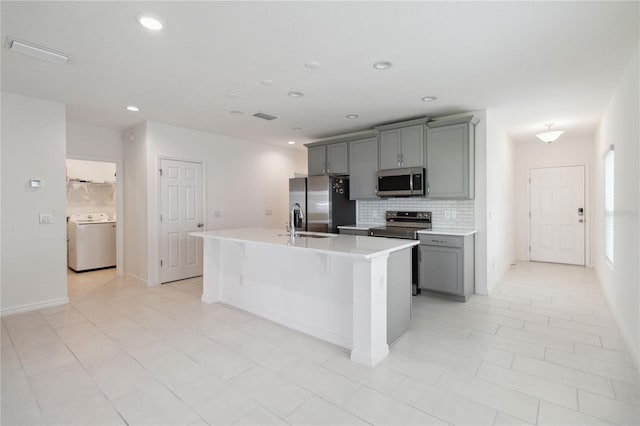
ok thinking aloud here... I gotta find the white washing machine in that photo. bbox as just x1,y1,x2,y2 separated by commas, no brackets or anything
67,213,116,271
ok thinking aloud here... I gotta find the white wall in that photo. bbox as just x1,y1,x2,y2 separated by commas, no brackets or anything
123,123,148,282
485,111,516,292
1,92,68,315
472,111,489,294
513,136,595,264
594,43,639,362
67,121,123,160
124,121,307,285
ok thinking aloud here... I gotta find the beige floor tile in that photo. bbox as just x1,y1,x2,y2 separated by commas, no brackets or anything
377,351,446,386
276,332,345,364
575,341,637,368
468,330,546,359
229,366,313,417
1,368,37,409
28,363,101,413
141,349,210,390
476,362,578,409
601,336,632,352
286,396,368,425
237,317,294,341
395,338,482,376
538,401,615,425
487,306,550,324
112,381,200,425
95,316,146,340
3,312,49,334
200,321,255,350
497,325,575,352
0,399,45,425
436,370,540,423
175,373,258,425
393,376,497,425
280,358,361,406
234,406,289,425
438,336,515,367
238,337,300,372
512,354,616,398
578,390,640,425
119,330,174,361
84,351,157,399
546,349,639,385
323,352,406,395
612,380,640,406
342,386,448,425
493,412,535,425
188,340,255,380
41,391,126,425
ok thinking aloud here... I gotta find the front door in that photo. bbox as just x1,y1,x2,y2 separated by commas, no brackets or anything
530,165,585,265
160,159,204,283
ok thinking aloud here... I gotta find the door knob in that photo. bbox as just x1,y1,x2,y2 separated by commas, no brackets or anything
578,219,584,223
197,223,204,228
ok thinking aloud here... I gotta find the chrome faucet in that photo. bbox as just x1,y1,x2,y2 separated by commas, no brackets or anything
289,203,303,238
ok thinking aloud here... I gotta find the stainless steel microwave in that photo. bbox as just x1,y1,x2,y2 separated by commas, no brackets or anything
376,167,425,197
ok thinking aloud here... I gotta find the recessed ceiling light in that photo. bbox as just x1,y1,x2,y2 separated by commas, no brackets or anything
137,14,164,30
421,96,438,102
260,79,275,86
230,110,244,116
305,61,320,69
288,91,304,98
227,92,240,98
8,39,70,64
373,61,392,70
292,127,303,131
288,141,296,145
346,114,359,119
126,105,140,112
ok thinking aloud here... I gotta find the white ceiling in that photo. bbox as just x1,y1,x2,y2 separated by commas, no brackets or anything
2,2,638,149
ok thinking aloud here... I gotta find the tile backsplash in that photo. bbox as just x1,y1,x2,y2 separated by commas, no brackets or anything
357,198,475,229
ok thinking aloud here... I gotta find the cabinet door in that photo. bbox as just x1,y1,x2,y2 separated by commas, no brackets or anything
326,142,348,175
307,145,326,176
426,123,470,198
419,245,463,295
399,125,424,168
348,137,379,199
379,129,401,170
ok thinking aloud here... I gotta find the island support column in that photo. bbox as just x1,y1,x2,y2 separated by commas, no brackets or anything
350,253,390,367
201,238,222,303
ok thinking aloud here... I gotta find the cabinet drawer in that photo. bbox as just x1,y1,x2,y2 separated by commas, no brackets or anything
339,228,369,236
418,234,463,248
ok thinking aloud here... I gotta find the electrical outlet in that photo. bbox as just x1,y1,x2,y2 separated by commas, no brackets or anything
39,213,53,224
265,209,272,216
214,210,221,218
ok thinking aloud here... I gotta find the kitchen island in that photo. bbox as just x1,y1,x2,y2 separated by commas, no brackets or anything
191,228,418,367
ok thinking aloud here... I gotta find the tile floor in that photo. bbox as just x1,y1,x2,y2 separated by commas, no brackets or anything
1,262,639,425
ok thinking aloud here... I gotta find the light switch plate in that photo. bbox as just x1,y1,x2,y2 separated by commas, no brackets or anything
39,213,53,224
30,179,42,188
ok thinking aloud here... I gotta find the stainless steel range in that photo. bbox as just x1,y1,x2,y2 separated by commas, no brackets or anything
368,211,432,238
368,211,431,295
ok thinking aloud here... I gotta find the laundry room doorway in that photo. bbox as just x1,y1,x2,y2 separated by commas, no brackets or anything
65,157,124,278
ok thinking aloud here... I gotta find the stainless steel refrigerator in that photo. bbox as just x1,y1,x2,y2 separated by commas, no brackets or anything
289,176,356,233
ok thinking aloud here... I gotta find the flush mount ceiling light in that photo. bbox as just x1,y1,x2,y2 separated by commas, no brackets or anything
346,114,359,119
260,79,275,86
8,39,70,64
126,105,140,112
229,110,244,116
292,127,303,131
305,61,320,69
137,14,164,30
288,140,296,145
227,92,240,98
373,61,393,70
288,91,304,98
421,96,438,102
536,123,564,143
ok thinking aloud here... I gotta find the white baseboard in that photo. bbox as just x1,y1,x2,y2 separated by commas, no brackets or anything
1,297,69,317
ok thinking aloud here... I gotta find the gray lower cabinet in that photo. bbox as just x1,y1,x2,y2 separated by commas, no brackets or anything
348,137,379,199
425,115,476,199
419,233,474,301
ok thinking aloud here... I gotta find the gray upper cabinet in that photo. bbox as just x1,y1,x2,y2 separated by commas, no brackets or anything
376,118,428,171
426,115,476,199
307,142,348,176
379,124,424,170
348,137,379,199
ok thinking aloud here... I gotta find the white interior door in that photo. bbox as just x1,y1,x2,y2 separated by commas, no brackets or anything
530,165,585,265
160,159,203,283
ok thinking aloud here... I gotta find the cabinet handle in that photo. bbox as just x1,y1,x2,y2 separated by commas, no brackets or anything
432,239,447,243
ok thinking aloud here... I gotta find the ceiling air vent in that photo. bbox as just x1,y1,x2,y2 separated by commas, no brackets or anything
253,113,278,121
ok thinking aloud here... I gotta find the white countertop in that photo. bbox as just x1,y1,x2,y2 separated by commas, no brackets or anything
417,228,477,236
191,228,418,259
